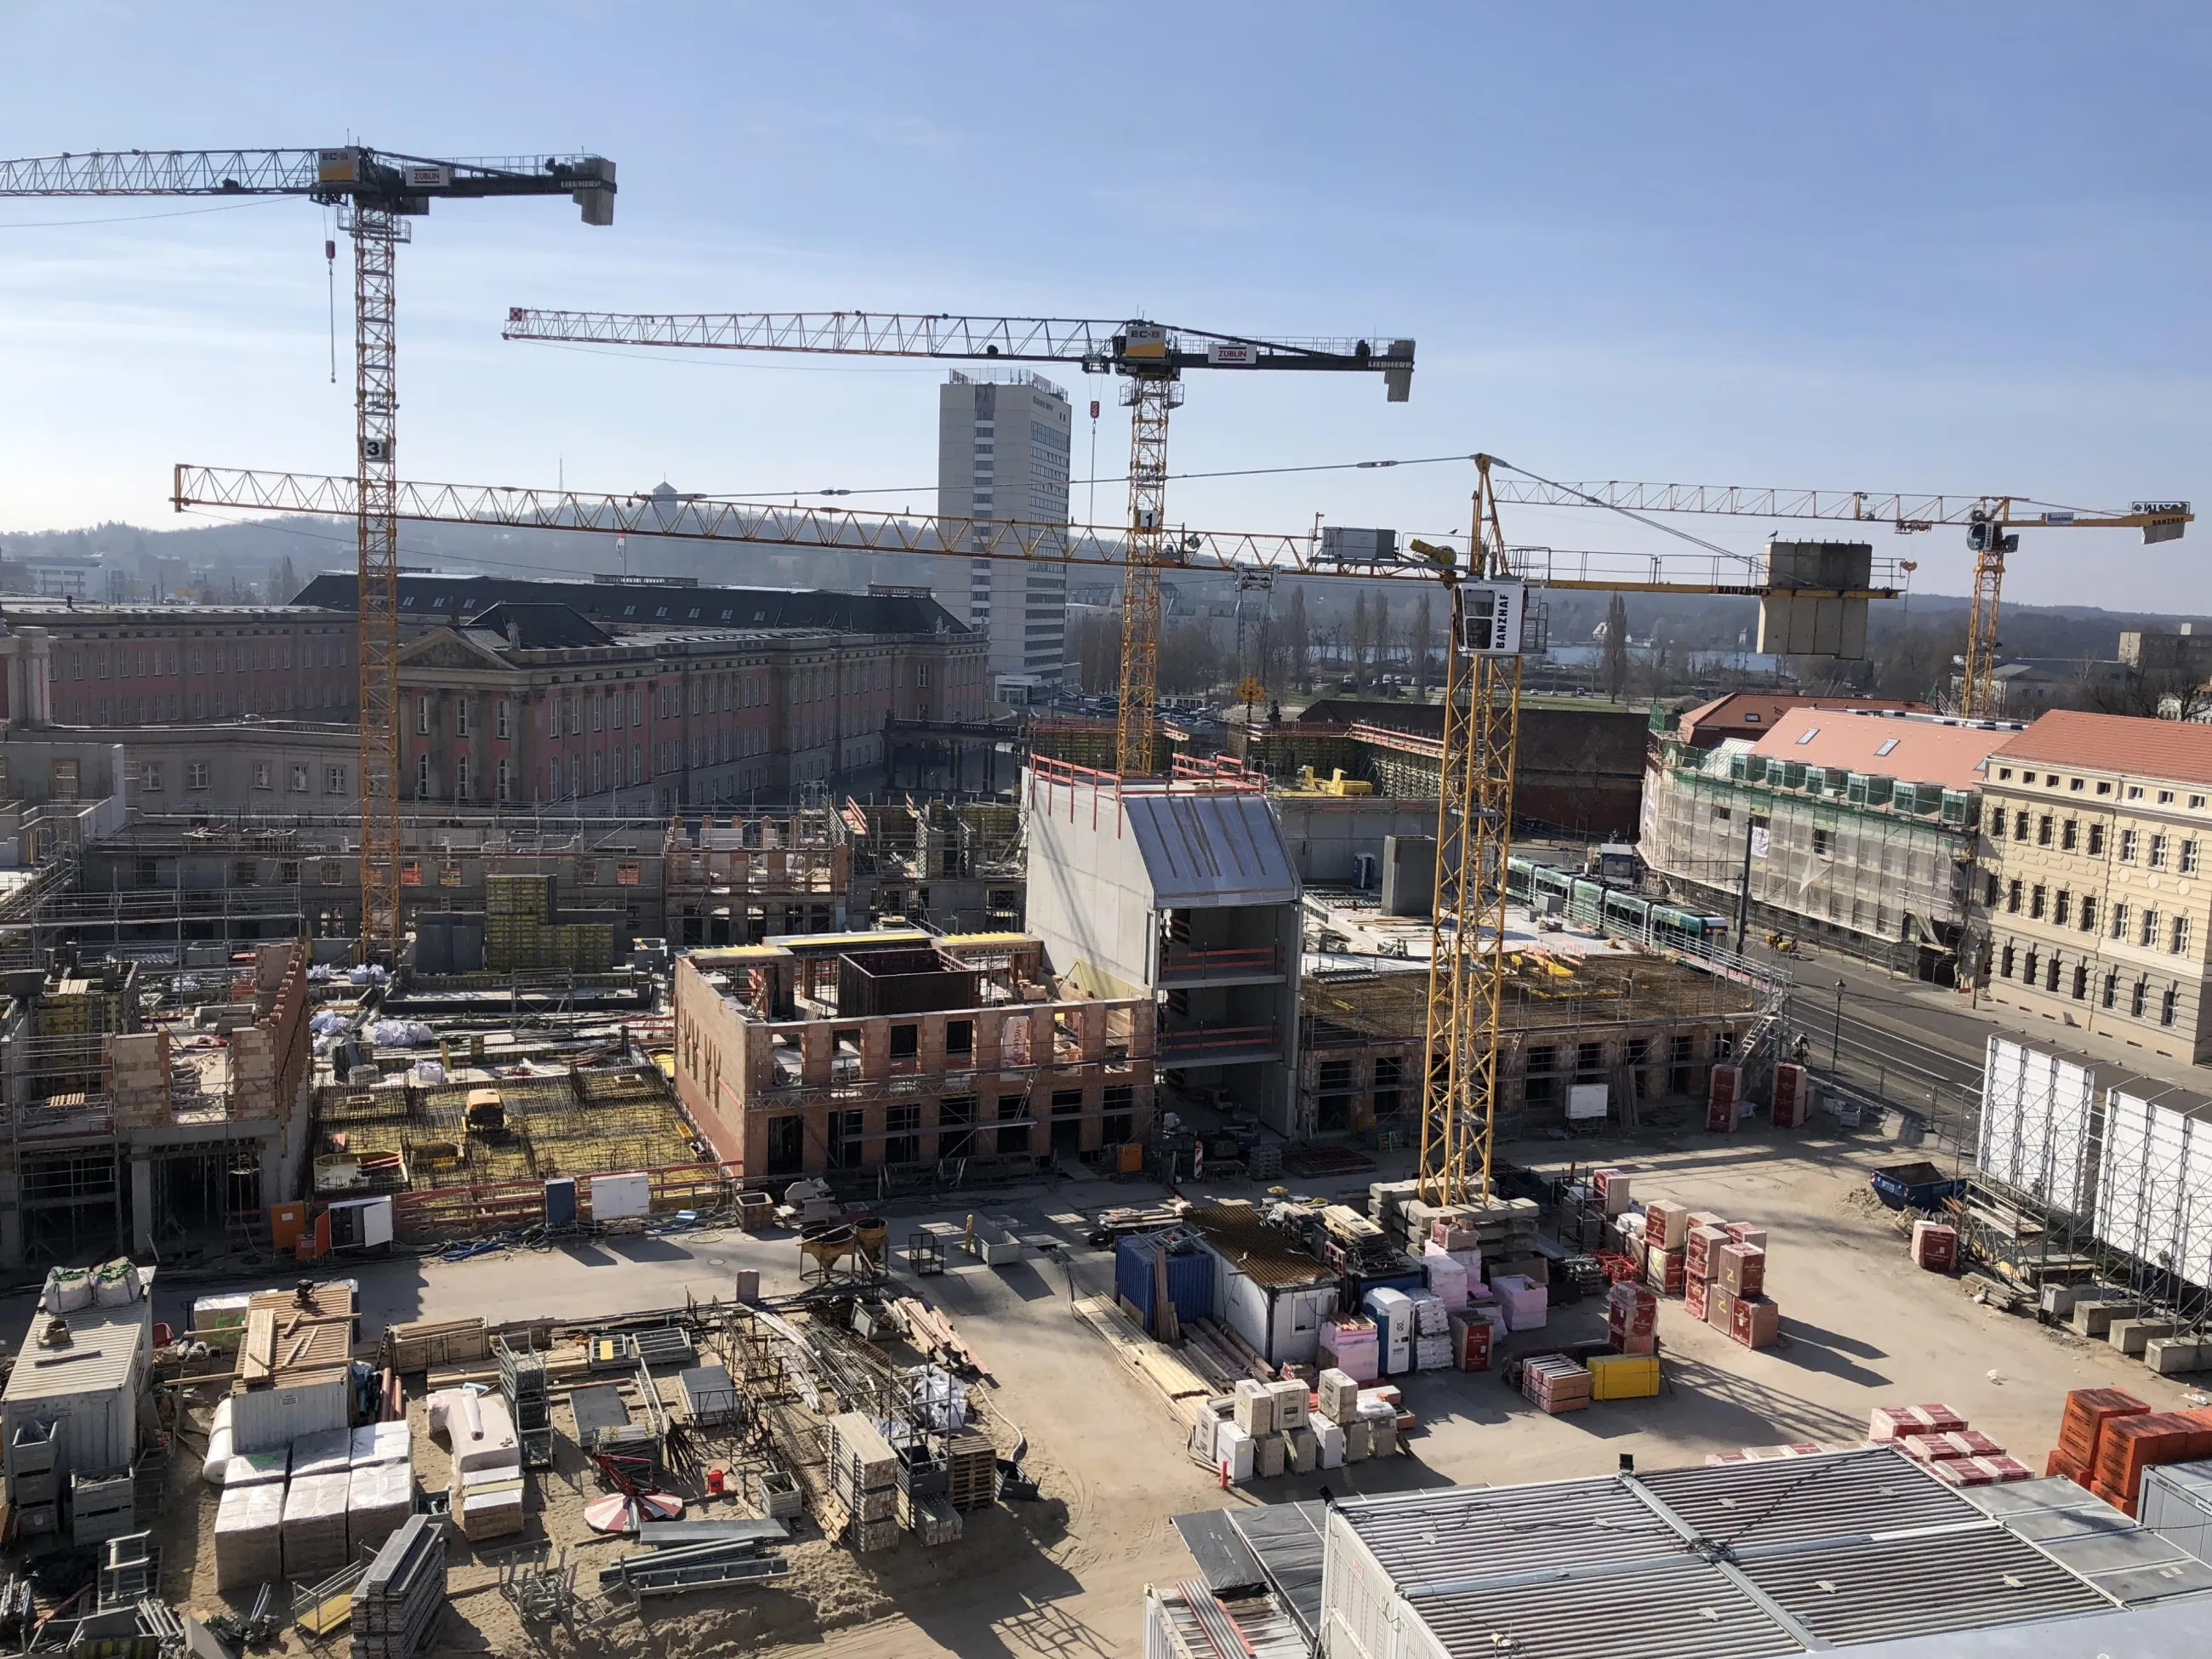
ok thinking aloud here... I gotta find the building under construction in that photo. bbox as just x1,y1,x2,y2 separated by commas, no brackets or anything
673,930,1154,1184
1298,952,1766,1143
0,939,312,1270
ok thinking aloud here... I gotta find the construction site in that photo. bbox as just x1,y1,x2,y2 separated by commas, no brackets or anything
0,46,2208,1656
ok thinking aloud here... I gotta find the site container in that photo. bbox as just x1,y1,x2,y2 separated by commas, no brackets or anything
1114,1233,1212,1336
228,1370,350,1455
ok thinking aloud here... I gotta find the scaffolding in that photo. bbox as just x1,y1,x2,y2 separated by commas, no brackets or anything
1641,738,1978,978
1962,1035,2212,1331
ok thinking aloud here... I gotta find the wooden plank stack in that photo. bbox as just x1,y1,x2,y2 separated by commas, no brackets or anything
380,1317,488,1374
826,1414,900,1551
351,1514,448,1659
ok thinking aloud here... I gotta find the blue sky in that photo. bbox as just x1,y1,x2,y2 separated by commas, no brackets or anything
1,2,2206,608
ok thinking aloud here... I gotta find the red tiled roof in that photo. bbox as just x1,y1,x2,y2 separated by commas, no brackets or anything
1993,710,2212,788
1747,709,2010,791
1676,693,1930,746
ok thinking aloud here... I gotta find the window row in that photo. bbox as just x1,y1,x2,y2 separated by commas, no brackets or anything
1996,940,2186,1026
139,761,348,794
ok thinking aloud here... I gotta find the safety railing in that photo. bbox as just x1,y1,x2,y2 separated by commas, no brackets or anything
1158,944,1280,981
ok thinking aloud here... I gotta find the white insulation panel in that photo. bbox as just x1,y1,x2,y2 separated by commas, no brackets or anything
2096,1088,2212,1289
1978,1037,2097,1216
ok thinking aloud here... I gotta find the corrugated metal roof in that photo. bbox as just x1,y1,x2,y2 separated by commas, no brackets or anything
1742,1526,2111,1646
1184,1205,1336,1290
1639,1446,1975,1546
1343,1478,1683,1587
3,1287,151,1406
1412,1560,1803,1659
1229,1500,1328,1639
1123,792,1298,908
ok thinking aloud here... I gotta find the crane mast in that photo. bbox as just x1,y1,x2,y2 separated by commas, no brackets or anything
0,147,615,959
499,309,1412,775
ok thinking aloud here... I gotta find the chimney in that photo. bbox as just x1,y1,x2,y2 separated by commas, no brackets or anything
507,620,522,650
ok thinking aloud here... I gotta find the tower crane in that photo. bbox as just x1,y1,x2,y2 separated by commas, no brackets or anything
173,456,1903,1209
497,310,1414,775
1482,473,2192,718
0,147,617,958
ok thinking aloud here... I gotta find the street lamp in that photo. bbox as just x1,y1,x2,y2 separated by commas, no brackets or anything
1831,978,1848,1069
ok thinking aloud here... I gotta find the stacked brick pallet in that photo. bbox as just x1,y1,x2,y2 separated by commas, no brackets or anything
2044,1387,2212,1516
1521,1355,1592,1416
1868,1402,2032,1486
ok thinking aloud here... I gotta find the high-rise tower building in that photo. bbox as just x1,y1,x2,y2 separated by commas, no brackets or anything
937,369,1071,698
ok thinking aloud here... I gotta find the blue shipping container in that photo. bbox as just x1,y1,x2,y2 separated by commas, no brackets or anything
1114,1234,1213,1335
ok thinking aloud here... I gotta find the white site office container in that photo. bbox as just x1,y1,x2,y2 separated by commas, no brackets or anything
2143,1460,2212,1565
590,1171,652,1221
2,1268,155,1484
228,1372,351,1456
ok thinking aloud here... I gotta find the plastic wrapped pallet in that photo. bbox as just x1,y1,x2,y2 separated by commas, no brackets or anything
221,1447,288,1489
1413,1335,1452,1371
1684,1225,1728,1281
1900,1429,2004,1462
1316,1368,1361,1426
1230,1378,1275,1435
1266,1378,1309,1431
1718,1243,1766,1298
213,1480,285,1591
351,1420,413,1468
1447,1312,1493,1372
1320,1317,1379,1384
1316,1421,1345,1469
282,1470,352,1580
348,1459,416,1557
1214,1421,1256,1482
291,1427,354,1480
1420,1246,1468,1310
1409,1291,1449,1337
1255,1432,1286,1479
1491,1274,1548,1333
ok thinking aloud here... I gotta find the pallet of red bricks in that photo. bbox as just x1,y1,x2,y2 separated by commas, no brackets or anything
1605,1189,1782,1352
1867,1401,2032,1485
2044,1386,2212,1516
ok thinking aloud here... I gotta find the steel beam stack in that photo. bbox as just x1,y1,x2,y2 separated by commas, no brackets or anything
351,1514,447,1659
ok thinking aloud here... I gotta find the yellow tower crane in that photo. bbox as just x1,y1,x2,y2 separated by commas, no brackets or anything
171,455,1907,1207
0,147,617,959
1482,475,2192,718
495,310,1413,775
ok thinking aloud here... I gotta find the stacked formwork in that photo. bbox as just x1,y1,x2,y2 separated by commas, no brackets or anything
482,875,620,973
